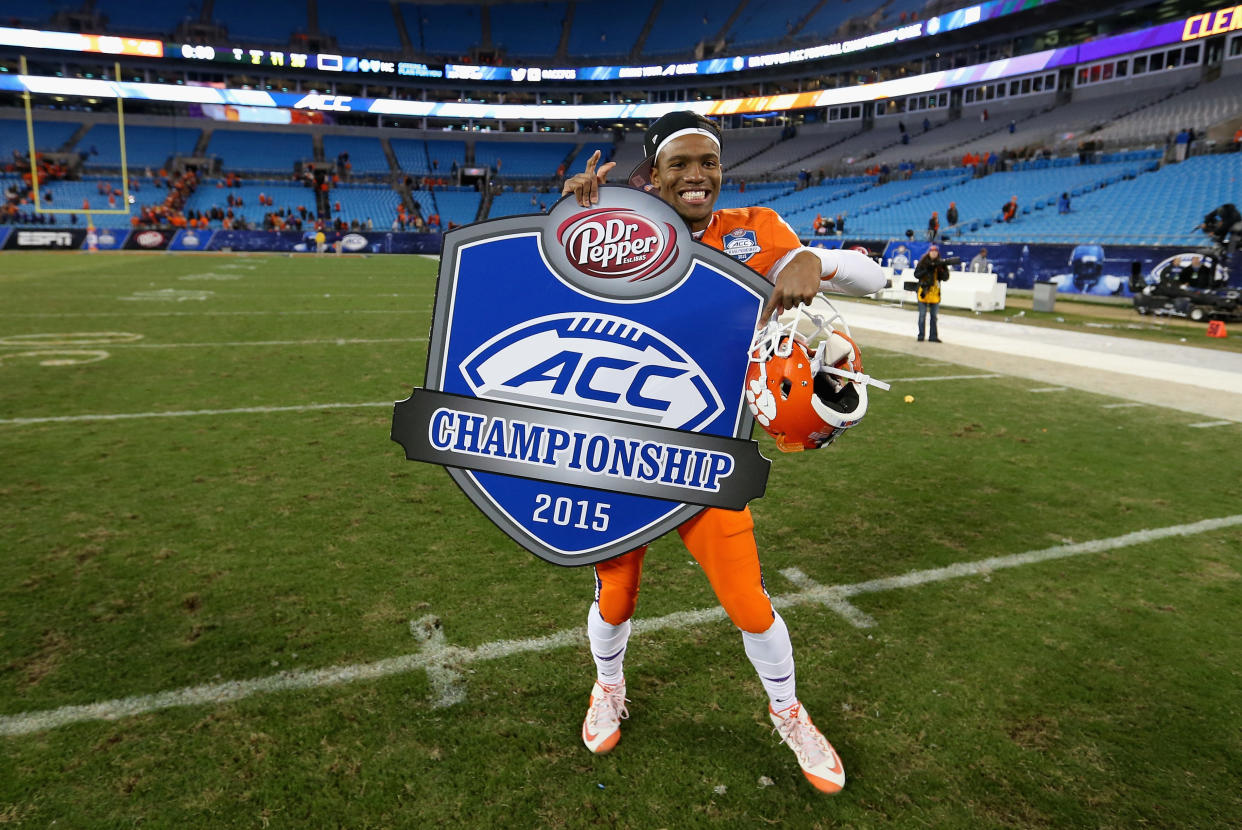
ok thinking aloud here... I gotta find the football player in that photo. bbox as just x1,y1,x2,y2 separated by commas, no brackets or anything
561,111,884,794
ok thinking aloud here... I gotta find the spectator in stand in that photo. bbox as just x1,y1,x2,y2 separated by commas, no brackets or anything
1002,196,1018,223
835,213,845,235
1173,128,1191,161
926,211,939,242
946,201,958,234
1058,192,1071,214
922,117,930,133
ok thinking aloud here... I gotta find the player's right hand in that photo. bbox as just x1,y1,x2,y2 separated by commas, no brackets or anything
561,150,617,207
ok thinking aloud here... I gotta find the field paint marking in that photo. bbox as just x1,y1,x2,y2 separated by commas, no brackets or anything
1028,387,1068,393
0,310,419,318
780,568,876,628
1101,402,1146,409
0,350,110,367
0,401,391,426
885,373,1003,383
3,513,1239,738
0,332,142,347
409,616,466,708
119,337,424,350
1187,420,1234,428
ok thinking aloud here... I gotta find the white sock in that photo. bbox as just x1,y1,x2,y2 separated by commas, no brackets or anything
587,602,630,688
742,611,798,711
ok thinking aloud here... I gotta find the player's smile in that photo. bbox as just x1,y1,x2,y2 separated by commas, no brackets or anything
651,133,722,232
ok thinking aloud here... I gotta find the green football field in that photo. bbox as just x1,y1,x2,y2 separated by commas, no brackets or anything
1,252,1239,829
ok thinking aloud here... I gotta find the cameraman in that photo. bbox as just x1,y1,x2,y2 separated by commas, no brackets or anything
1202,203,1241,255
914,245,950,342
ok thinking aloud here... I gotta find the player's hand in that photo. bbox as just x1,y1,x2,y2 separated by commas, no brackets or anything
762,252,821,319
561,150,617,207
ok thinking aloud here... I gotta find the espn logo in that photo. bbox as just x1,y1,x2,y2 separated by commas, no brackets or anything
16,231,74,247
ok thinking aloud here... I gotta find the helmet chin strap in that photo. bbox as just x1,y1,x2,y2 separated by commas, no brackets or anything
820,364,892,391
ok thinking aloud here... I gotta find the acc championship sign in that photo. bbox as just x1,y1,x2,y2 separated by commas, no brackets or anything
392,186,772,566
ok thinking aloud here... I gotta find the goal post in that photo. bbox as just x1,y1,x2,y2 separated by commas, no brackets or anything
21,56,133,223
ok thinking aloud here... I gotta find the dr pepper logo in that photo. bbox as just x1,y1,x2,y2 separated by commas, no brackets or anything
542,193,694,301
556,207,678,282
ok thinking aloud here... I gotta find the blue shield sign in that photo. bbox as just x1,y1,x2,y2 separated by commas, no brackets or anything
392,186,772,566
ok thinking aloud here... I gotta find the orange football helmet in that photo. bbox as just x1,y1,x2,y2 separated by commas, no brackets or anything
745,296,889,452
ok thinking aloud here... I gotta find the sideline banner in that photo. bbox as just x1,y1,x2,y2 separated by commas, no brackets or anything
168,228,215,251
392,186,772,567
3,228,86,249
124,229,174,250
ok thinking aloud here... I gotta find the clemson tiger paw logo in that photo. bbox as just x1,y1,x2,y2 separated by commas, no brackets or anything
745,379,776,427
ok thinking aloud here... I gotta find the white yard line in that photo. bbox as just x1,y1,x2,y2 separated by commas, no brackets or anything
75,337,421,350
1187,420,1234,428
1101,402,1147,409
1028,387,1068,393
3,513,1237,738
0,402,392,426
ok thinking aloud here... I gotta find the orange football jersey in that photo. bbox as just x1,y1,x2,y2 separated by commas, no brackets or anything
697,207,803,281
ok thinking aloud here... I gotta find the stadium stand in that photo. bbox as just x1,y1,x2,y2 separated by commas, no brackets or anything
317,0,404,52
328,182,403,226
211,0,307,44
389,137,467,176
1086,80,1242,146
490,1,567,58
206,130,313,173
322,135,392,175
641,3,723,57
76,124,202,169
488,190,551,218
965,153,1240,246
0,119,81,154
183,181,320,226
726,124,861,179
793,0,860,41
565,0,647,58
0,0,39,26
402,3,481,58
473,140,575,178
410,188,481,227
92,0,198,37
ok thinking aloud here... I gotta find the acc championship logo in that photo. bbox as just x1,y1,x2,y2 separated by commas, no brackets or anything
724,228,761,263
392,186,771,566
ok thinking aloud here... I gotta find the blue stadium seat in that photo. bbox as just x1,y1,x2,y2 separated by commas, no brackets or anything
323,135,391,174
318,0,403,52
213,0,307,43
206,130,313,173
76,124,202,169
403,4,481,57
0,119,81,155
491,2,567,58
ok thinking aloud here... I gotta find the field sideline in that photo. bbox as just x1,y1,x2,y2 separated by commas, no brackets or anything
2,253,1240,828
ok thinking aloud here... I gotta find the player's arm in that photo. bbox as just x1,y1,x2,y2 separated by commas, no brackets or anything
561,150,617,207
764,247,884,317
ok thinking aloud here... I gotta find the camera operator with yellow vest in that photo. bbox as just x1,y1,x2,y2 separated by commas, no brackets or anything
914,244,949,342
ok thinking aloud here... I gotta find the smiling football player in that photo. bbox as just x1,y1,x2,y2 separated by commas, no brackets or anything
561,110,884,793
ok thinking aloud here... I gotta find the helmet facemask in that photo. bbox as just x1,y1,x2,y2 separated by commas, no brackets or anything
746,295,890,452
